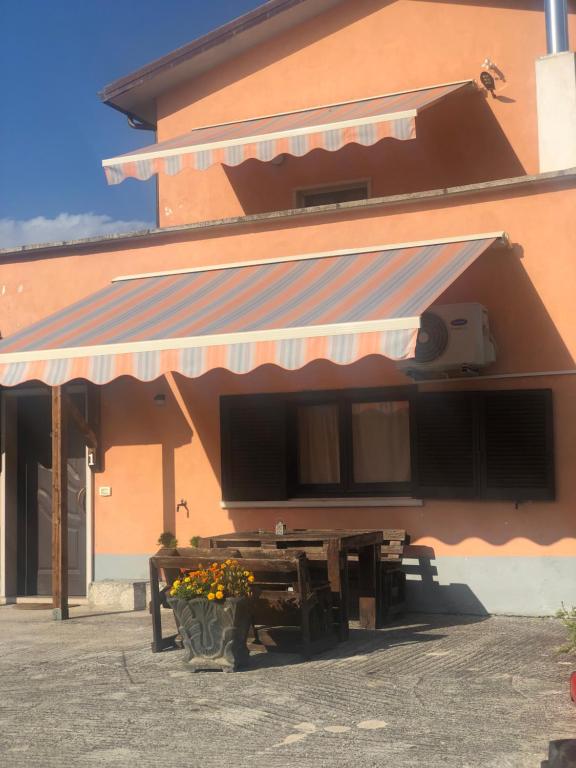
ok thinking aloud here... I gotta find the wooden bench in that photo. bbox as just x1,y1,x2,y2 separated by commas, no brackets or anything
149,548,337,658
378,529,410,621
257,529,410,625
223,548,337,658
208,529,384,637
224,533,407,628
346,529,410,623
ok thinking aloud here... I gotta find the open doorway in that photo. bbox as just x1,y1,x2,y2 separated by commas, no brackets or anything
14,391,88,597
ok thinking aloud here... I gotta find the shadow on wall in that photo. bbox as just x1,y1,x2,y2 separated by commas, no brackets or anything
175,237,575,547
159,0,544,122
224,88,526,216
100,377,193,540
403,545,489,616
158,0,397,118
435,240,576,374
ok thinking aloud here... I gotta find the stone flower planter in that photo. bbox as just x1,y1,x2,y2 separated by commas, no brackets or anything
168,596,252,672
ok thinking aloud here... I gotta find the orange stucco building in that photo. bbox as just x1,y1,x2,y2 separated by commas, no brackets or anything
1,0,575,615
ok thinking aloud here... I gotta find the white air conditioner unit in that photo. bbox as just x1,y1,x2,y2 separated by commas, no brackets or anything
397,303,496,379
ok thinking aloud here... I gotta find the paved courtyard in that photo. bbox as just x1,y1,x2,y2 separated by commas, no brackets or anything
0,606,574,767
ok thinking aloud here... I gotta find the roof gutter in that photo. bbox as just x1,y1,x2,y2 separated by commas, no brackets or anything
127,113,156,131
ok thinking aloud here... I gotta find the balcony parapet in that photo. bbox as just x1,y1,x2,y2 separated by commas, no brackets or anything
2,167,576,260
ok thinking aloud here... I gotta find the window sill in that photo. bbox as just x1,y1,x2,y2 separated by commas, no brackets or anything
220,497,423,509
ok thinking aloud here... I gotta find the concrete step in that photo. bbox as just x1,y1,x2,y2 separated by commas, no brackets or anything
88,579,158,611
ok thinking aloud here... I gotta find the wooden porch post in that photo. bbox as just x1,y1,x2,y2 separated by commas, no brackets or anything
52,386,69,621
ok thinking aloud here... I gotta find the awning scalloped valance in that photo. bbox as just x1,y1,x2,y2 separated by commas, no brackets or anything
102,80,475,184
0,232,505,388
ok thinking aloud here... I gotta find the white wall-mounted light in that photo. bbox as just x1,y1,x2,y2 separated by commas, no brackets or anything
481,58,505,82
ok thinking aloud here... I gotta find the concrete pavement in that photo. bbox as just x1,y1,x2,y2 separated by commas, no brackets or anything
0,607,573,767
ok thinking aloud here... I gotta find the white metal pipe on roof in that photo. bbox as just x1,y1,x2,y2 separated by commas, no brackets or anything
545,0,570,54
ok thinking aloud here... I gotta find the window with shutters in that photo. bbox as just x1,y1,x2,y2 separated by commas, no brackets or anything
220,388,554,503
411,389,555,502
221,388,413,501
296,403,341,487
481,390,555,501
292,393,412,497
220,395,288,501
411,392,477,499
295,181,369,208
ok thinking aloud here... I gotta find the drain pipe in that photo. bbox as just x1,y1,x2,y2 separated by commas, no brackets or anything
545,0,569,54
536,0,576,172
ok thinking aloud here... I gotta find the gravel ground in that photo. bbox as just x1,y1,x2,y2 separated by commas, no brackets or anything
0,607,574,767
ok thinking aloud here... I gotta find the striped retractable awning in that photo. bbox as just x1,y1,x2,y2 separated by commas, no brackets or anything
0,233,506,388
103,80,474,185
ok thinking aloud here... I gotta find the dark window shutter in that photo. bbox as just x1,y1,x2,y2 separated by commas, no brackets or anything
481,390,555,501
220,395,288,501
412,392,477,499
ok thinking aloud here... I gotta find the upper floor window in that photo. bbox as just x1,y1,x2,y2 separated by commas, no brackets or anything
295,181,369,208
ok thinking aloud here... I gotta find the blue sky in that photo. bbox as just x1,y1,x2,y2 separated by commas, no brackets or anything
0,0,263,247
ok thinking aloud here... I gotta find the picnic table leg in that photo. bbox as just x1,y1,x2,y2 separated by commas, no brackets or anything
327,539,349,642
149,560,178,653
358,544,379,630
149,559,164,652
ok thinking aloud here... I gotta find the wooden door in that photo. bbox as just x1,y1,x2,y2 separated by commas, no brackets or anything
17,394,87,597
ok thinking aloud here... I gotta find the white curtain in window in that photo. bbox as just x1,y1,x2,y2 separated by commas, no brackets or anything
352,401,410,483
298,404,340,484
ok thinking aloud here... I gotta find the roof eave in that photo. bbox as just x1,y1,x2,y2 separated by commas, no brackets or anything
99,0,343,125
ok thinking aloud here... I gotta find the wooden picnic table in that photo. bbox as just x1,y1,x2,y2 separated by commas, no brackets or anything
208,529,383,641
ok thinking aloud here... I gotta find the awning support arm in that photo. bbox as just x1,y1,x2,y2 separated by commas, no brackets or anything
51,386,69,621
